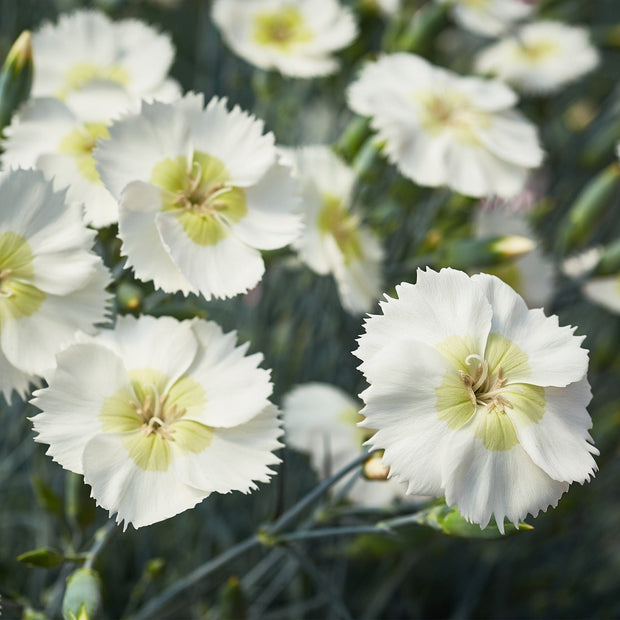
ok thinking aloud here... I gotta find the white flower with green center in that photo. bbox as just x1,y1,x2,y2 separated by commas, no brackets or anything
476,21,599,95
94,93,301,299
0,169,111,400
283,382,407,507
437,0,533,37
31,315,282,529
283,146,383,314
355,268,598,532
212,0,357,78
1,86,136,228
347,53,544,199
31,10,179,103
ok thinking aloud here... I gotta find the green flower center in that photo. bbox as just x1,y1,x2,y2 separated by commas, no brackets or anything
0,231,45,328
435,333,545,452
253,6,313,50
514,39,558,62
100,369,213,471
151,152,247,246
58,122,110,184
58,62,129,99
318,194,363,264
417,90,489,145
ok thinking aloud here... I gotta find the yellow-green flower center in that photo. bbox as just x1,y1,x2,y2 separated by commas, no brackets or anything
417,90,489,145
435,333,545,452
58,122,110,184
58,62,129,99
151,152,248,246
318,194,363,264
100,368,213,471
514,39,558,63
0,231,45,328
253,6,313,51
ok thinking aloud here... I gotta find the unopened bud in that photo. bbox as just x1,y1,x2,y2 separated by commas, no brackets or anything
0,30,33,130
439,235,535,269
558,163,620,252
62,568,102,620
363,453,390,480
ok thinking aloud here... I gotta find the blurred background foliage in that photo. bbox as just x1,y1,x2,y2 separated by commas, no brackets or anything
1,0,620,618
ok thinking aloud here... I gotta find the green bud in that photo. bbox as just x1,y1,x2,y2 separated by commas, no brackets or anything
334,117,371,163
392,3,449,54
116,281,144,314
217,576,248,620
23,609,48,620
438,235,535,269
0,30,33,132
17,547,64,568
62,568,102,620
411,503,533,539
558,163,620,252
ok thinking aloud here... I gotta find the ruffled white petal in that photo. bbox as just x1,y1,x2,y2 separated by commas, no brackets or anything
582,276,620,314
182,320,273,428
93,315,198,386
0,349,36,402
30,343,130,473
360,339,455,496
155,211,266,300
441,425,568,533
95,100,192,199
509,377,598,484
472,273,589,387
230,163,302,250
356,268,493,374
173,405,283,494
118,181,194,294
82,432,207,529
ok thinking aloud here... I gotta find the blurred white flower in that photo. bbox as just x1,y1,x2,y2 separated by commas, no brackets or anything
562,247,620,315
31,315,282,529
1,86,134,228
283,146,383,314
476,21,599,95
348,53,544,198
31,10,179,103
283,382,407,507
438,0,533,37
474,204,554,308
0,169,111,401
95,93,301,299
355,267,597,532
212,0,357,78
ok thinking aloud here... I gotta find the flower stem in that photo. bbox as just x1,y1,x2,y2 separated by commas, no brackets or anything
131,450,376,619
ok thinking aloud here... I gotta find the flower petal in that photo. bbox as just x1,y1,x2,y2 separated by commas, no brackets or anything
30,343,130,473
173,405,282,494
155,211,265,300
472,273,589,386
183,320,273,428
359,339,455,496
356,268,493,375
118,181,194,295
82,432,207,529
440,425,569,533
509,377,598,483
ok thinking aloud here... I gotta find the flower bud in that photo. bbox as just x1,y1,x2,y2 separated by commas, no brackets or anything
62,568,102,620
0,31,33,131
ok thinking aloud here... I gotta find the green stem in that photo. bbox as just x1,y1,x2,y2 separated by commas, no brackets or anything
84,521,117,570
277,524,394,543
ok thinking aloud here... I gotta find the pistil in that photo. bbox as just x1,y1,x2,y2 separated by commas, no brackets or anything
459,354,512,413
130,382,186,440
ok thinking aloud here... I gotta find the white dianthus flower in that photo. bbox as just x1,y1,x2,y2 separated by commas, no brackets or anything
355,268,597,532
31,9,179,103
283,146,383,314
476,21,599,95
212,0,358,78
437,0,533,37
283,382,407,507
94,93,301,299
0,169,111,400
1,86,134,228
31,315,283,529
348,53,544,199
